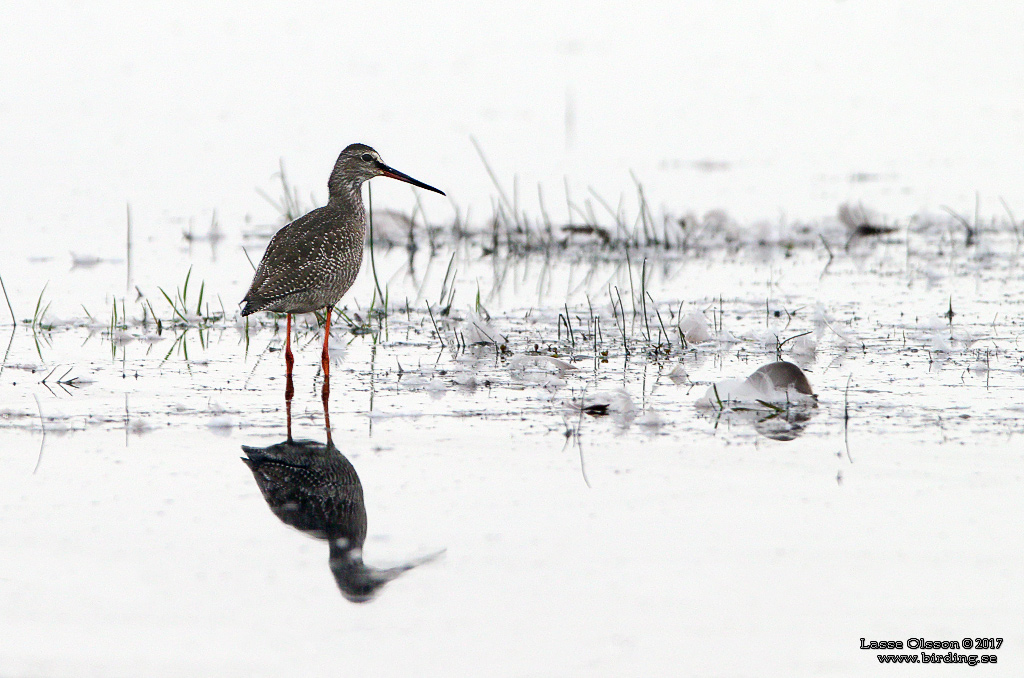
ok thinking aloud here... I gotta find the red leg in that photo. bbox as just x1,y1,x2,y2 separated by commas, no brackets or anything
321,308,332,443
322,376,332,446
321,307,332,396
285,395,293,442
284,313,294,403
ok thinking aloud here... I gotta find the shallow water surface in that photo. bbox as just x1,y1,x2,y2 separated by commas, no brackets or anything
1,220,1023,676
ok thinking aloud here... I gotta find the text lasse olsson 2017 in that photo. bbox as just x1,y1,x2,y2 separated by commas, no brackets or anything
860,637,1001,666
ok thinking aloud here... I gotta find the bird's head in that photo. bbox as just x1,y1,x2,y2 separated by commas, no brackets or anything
328,143,445,202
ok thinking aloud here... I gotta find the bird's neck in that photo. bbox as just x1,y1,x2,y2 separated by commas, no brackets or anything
327,181,367,226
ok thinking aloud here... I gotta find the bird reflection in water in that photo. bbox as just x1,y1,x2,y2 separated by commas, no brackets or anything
242,379,442,602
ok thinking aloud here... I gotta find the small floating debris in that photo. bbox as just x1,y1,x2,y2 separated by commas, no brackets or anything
571,388,636,416
560,223,612,244
691,158,731,173
129,419,155,435
70,252,121,269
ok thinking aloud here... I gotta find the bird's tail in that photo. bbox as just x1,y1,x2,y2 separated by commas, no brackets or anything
240,298,261,316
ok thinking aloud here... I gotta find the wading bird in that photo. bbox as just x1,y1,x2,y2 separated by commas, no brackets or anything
241,144,444,395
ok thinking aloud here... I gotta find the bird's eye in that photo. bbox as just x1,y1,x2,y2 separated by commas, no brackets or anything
361,153,374,162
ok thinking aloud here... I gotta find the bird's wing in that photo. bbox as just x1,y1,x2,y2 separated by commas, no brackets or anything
244,208,336,303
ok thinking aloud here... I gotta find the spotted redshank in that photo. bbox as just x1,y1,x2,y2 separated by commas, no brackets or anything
241,144,444,396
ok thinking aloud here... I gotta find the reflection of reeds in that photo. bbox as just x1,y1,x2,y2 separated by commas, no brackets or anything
24,284,54,359
126,203,132,294
941,194,979,247
1000,197,1020,245
0,271,17,325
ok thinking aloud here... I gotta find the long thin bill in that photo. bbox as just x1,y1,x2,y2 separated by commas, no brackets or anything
378,164,446,196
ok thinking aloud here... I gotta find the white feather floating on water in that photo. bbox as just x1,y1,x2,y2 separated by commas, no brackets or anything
111,331,134,347
507,354,577,374
928,332,954,353
813,302,856,344
459,310,506,346
696,361,816,410
678,311,713,344
715,327,740,344
755,329,782,352
207,415,235,435
789,334,817,357
398,375,430,388
666,363,689,385
327,336,347,362
635,410,666,428
452,370,478,387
